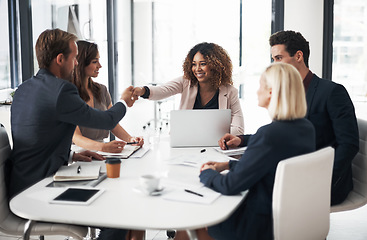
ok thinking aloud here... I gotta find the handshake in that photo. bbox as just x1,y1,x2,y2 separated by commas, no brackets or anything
119,86,147,107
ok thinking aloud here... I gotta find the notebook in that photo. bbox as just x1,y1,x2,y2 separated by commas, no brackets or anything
53,164,101,181
97,145,141,158
170,109,231,147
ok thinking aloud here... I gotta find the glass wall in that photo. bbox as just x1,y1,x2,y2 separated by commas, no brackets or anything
0,0,11,90
333,0,367,107
31,0,109,88
117,0,272,133
5,0,272,133
127,0,271,87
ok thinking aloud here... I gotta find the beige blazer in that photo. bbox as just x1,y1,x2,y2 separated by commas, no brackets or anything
149,76,244,135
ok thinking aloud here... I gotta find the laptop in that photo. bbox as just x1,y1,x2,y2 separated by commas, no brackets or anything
170,109,231,147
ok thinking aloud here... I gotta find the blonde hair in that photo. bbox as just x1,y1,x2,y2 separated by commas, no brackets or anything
263,63,307,120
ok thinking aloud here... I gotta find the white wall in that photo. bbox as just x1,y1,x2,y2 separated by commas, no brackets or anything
284,0,324,76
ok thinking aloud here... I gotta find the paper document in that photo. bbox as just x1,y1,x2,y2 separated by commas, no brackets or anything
213,146,247,156
163,186,221,204
97,145,141,158
129,146,149,158
168,154,207,168
53,163,101,181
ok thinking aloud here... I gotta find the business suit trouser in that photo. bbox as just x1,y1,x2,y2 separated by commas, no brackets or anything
98,228,127,240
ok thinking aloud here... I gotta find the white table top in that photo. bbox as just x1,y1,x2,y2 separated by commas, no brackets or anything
10,135,246,231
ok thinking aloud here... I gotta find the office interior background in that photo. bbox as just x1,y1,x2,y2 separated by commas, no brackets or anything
1,0,367,133
1,0,367,239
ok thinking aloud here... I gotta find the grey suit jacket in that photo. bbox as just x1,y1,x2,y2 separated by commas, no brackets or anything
7,69,126,198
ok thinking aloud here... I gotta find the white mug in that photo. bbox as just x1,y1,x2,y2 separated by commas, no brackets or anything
139,174,160,195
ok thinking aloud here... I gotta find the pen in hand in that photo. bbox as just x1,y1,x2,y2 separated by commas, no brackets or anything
77,165,81,174
121,140,139,145
184,189,204,197
224,140,229,150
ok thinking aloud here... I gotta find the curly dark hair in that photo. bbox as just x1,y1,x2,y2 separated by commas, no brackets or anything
182,42,233,89
269,30,310,68
35,28,77,69
71,40,102,102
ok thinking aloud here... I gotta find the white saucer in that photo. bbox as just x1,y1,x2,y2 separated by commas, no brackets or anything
133,186,165,196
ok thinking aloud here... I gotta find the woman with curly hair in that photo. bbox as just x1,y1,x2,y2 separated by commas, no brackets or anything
72,40,144,154
133,42,244,135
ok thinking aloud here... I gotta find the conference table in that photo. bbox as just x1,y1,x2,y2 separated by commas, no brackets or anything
10,135,247,240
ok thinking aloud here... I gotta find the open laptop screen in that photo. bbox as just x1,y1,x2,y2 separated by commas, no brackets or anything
170,109,231,147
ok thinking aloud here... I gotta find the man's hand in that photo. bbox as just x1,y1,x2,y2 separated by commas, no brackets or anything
120,86,137,107
72,150,105,162
218,133,241,150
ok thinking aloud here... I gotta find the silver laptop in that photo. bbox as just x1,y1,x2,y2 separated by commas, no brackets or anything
170,109,231,147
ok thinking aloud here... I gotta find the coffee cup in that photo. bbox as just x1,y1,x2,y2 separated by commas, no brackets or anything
139,174,160,194
105,158,121,178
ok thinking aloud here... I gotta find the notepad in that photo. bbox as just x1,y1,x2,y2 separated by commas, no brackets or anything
97,145,141,158
163,186,221,204
53,164,101,181
213,146,247,156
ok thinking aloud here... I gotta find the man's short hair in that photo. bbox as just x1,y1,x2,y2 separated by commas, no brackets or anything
269,30,310,68
35,29,77,69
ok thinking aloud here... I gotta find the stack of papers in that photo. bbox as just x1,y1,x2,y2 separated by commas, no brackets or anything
53,164,101,181
213,146,247,156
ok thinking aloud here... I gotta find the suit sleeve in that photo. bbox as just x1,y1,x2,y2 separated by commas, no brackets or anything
148,77,185,100
327,84,359,184
200,131,276,195
56,82,126,130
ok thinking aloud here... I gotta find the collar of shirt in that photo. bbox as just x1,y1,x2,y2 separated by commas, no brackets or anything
303,70,314,92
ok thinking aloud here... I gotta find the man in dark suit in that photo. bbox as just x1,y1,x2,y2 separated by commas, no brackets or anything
6,29,135,239
269,30,359,205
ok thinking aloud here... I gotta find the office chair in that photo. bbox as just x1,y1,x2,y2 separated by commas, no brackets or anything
0,125,88,240
331,118,367,212
273,147,334,240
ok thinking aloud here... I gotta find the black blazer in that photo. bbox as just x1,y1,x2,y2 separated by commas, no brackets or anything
306,74,359,205
7,69,126,198
200,119,315,240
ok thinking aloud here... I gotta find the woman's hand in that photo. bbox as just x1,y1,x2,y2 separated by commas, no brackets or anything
132,87,146,98
102,140,126,153
200,161,229,172
218,133,242,150
129,136,144,146
73,150,105,162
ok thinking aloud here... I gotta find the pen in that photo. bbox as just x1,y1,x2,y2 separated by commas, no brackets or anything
77,165,81,174
184,189,204,197
224,140,229,150
121,140,138,145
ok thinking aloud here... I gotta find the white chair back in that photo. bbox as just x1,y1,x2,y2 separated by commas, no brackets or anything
273,147,334,240
331,118,367,212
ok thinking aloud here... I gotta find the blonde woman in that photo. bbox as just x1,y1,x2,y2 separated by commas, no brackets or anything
175,63,316,240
